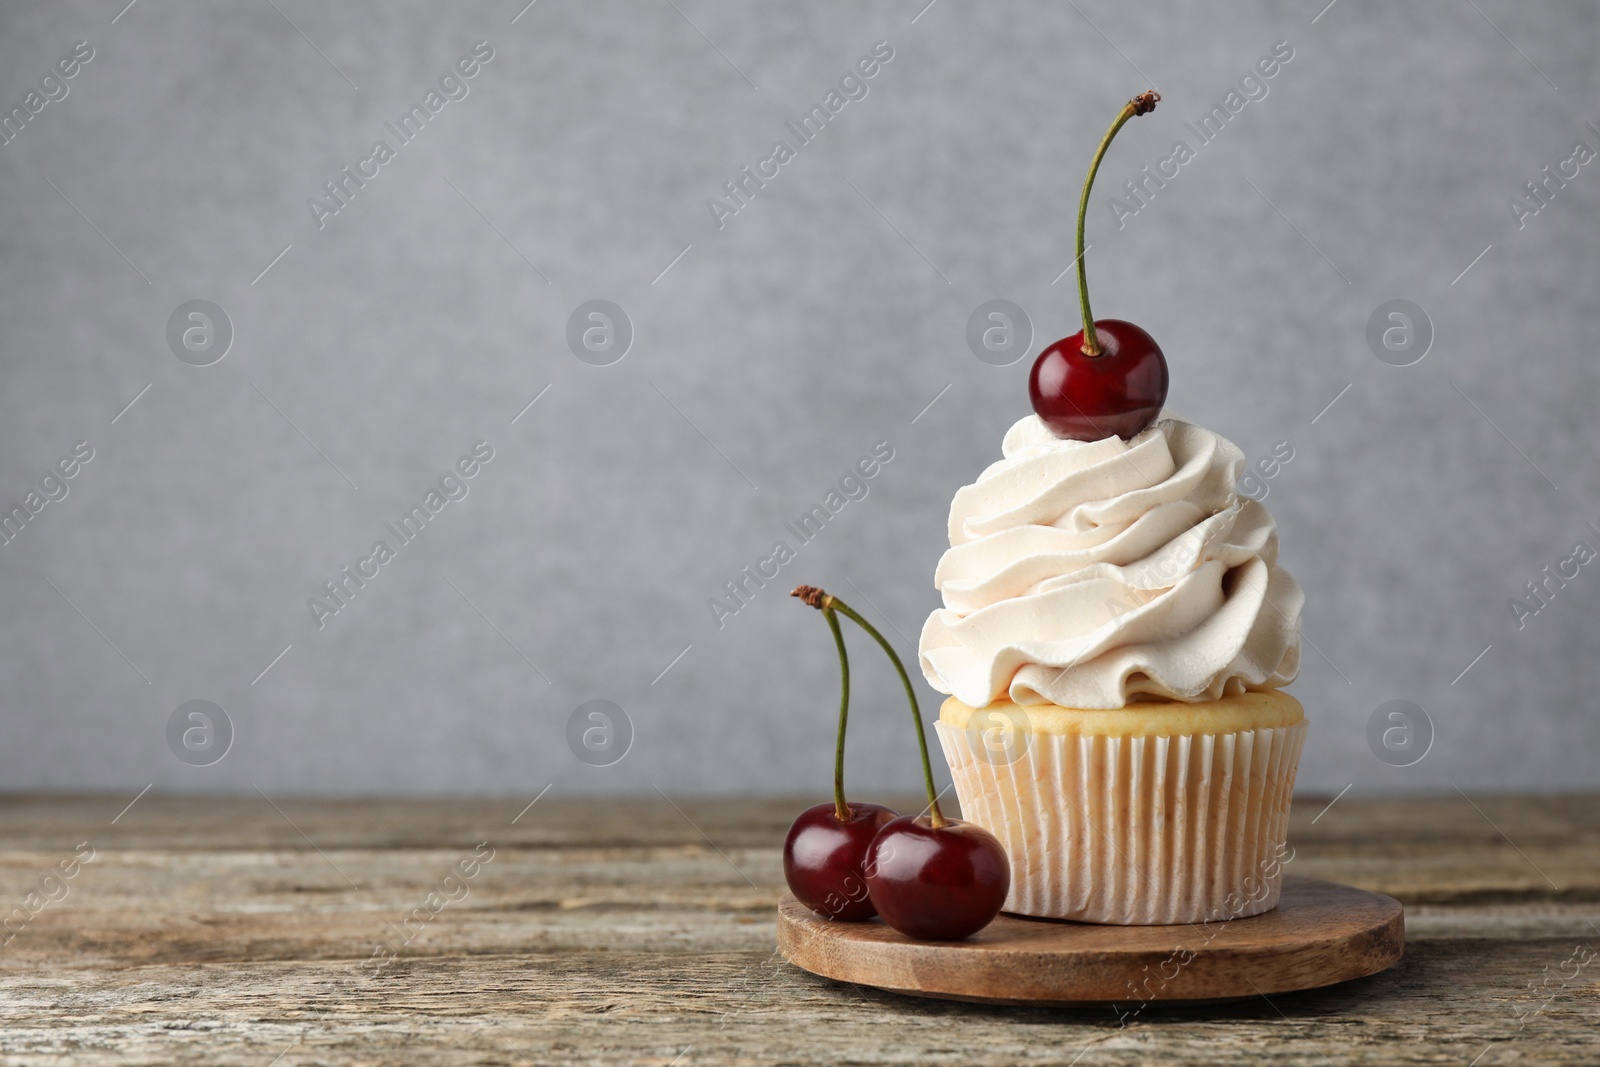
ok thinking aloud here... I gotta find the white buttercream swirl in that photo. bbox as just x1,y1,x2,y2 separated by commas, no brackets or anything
918,414,1301,709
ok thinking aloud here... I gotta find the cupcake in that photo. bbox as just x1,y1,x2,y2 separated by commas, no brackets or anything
921,414,1305,925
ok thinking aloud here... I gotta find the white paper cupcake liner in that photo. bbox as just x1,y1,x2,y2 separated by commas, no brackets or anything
936,718,1306,925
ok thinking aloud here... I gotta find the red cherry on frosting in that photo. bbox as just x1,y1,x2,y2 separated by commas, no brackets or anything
1029,319,1168,441
1034,91,1167,442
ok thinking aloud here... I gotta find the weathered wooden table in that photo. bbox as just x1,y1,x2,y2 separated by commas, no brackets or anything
0,793,1594,1064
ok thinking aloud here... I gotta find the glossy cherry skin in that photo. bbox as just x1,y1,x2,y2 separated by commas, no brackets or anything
784,802,899,921
864,815,1009,940
1028,319,1169,441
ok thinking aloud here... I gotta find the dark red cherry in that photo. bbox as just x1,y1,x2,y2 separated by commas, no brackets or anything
1028,319,1168,441
783,801,898,921
864,815,1009,940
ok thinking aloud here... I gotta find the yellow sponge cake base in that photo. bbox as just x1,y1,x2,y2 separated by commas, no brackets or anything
939,689,1303,739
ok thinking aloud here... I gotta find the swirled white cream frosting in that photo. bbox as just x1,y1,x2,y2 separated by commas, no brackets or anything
918,414,1301,709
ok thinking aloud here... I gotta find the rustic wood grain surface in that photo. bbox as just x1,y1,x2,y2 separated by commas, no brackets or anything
0,792,1594,1065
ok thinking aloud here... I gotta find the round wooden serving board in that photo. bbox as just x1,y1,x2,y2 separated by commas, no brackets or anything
778,875,1404,1005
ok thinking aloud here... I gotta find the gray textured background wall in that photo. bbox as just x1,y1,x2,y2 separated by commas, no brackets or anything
0,0,1595,799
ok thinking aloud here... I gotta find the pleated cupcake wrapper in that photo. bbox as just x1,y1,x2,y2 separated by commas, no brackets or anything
936,719,1307,926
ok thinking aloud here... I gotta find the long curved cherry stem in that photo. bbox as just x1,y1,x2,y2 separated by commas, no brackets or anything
821,606,851,822
793,586,945,827
1076,90,1159,357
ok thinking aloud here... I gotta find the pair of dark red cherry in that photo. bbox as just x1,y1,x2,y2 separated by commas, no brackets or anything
782,586,1009,941
784,801,1008,940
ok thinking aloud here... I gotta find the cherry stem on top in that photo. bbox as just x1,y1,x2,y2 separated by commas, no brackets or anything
1075,90,1159,357
821,606,852,822
792,585,946,829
